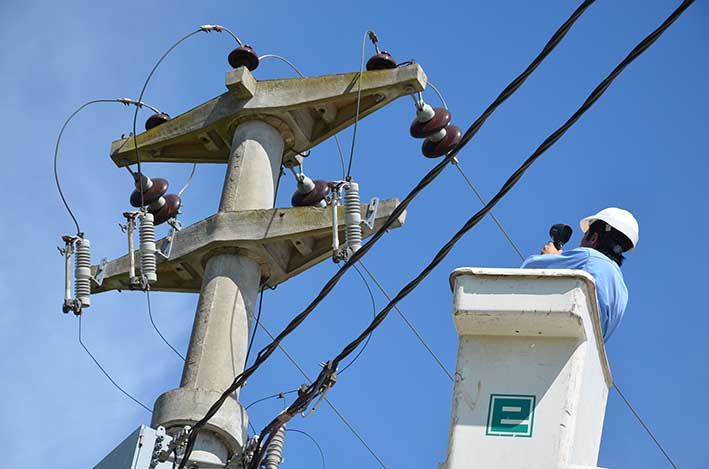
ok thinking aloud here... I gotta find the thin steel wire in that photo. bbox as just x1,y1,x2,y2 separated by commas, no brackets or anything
286,428,326,469
451,157,525,261
426,81,448,110
131,29,203,210
613,382,678,468
256,320,387,468
146,290,185,360
345,30,369,179
77,315,152,413
54,99,127,234
358,261,455,381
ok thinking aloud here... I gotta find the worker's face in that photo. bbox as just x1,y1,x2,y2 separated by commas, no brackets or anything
580,231,599,248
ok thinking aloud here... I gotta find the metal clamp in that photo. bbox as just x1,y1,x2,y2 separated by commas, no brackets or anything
158,218,182,259
302,361,338,419
363,197,379,230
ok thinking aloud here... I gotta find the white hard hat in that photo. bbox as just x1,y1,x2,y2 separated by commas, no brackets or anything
580,207,639,250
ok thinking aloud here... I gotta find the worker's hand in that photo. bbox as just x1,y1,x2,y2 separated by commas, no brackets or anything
541,242,562,255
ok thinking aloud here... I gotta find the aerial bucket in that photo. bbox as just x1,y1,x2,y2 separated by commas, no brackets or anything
442,268,612,469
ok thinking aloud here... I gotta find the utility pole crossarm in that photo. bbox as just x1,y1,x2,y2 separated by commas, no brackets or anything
91,199,406,294
109,64,427,168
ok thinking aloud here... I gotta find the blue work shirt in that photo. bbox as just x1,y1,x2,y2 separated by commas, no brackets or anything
521,247,628,341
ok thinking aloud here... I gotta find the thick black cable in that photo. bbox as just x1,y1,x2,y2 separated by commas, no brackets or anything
286,429,326,469
255,0,695,449
146,290,185,361
77,315,152,413
177,4,594,465
338,264,376,374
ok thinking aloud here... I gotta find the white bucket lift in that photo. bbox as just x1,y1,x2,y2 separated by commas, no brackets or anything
442,268,612,469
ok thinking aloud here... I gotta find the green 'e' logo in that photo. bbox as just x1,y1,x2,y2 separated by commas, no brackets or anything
485,394,536,438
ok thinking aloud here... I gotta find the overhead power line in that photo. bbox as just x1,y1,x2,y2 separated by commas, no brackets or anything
178,3,595,464
250,2,695,461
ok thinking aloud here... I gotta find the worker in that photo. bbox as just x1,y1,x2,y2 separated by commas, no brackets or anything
521,208,639,341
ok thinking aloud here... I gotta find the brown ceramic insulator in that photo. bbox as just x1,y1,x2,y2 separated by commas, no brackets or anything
145,112,170,131
130,178,169,207
422,124,462,158
291,180,330,207
410,108,451,138
152,194,182,225
366,51,397,71
228,45,259,71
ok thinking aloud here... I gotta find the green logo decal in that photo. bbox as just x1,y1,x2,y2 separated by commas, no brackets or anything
485,394,536,438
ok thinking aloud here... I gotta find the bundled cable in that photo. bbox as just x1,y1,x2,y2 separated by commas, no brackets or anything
249,1,695,462
176,3,597,467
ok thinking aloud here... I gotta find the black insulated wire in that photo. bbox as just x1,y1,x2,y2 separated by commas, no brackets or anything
254,0,695,452
177,4,594,464
286,429,326,469
146,290,185,361
244,287,266,367
338,263,376,374
77,316,152,413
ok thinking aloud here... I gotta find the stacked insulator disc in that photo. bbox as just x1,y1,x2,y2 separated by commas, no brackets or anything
145,112,170,131
366,51,397,71
291,175,330,208
410,103,462,158
228,45,259,71
130,176,181,225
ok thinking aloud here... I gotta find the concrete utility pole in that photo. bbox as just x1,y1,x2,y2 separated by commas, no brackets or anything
93,63,427,466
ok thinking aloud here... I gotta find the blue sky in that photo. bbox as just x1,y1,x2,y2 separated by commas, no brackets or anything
1,1,707,468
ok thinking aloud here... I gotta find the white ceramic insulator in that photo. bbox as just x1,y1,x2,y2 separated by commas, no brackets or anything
148,196,166,211
74,238,92,308
136,174,153,191
139,213,157,283
263,425,286,469
416,103,435,122
429,127,447,143
344,181,362,256
297,175,315,194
